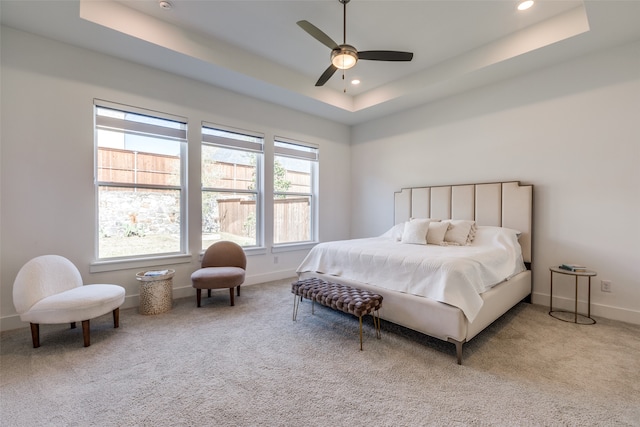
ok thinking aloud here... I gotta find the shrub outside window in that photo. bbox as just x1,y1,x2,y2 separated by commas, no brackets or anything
201,125,263,250
273,139,318,245
95,102,187,259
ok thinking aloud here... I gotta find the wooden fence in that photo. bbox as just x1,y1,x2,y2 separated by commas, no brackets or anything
99,147,310,191
218,197,310,243
97,148,180,185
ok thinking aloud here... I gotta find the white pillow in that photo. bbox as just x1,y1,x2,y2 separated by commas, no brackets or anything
426,221,449,245
401,219,431,245
473,226,522,246
442,220,475,245
381,223,405,241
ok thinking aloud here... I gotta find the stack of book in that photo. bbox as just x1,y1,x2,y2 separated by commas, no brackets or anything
559,263,587,272
143,270,170,277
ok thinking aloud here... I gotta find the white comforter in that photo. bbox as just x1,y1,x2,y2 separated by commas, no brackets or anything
296,227,526,322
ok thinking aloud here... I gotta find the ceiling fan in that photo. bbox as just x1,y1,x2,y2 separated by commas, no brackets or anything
297,0,414,87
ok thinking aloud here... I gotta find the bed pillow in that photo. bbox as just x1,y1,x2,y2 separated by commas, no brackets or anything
401,219,431,245
466,222,478,245
381,222,406,241
426,221,449,245
442,220,476,245
473,226,522,246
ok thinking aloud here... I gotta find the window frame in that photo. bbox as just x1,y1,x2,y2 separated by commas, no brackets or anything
201,123,264,250
92,100,189,264
272,137,319,248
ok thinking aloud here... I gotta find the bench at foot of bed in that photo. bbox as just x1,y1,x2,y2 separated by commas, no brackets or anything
291,278,383,350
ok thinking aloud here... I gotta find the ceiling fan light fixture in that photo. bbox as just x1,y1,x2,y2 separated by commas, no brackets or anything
331,46,358,70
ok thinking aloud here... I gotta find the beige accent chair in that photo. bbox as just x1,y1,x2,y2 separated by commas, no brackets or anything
191,241,246,307
12,255,125,348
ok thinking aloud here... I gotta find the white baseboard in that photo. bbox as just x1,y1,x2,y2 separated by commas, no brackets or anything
532,292,640,325
0,315,26,332
244,269,298,285
0,270,298,332
4,280,636,333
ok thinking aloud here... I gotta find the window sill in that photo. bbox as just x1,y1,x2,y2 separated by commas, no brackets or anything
194,246,267,262
271,242,318,253
90,254,193,273
244,246,267,256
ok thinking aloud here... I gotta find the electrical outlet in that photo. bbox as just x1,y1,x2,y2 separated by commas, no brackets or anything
274,256,279,264
601,280,612,293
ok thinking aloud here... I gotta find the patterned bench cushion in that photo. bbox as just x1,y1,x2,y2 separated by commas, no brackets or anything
292,278,382,318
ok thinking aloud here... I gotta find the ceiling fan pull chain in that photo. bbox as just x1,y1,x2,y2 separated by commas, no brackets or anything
342,70,346,93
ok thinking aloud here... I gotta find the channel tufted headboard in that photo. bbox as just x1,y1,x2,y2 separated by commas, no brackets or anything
394,181,533,265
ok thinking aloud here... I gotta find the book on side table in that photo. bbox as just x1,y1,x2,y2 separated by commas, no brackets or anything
559,263,587,272
143,270,170,277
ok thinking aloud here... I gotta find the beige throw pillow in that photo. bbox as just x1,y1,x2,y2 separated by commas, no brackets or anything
426,221,449,245
443,220,476,245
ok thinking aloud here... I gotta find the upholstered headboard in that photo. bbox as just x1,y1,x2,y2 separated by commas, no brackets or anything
394,181,533,265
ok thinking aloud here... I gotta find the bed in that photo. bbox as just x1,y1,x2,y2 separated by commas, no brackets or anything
297,181,533,364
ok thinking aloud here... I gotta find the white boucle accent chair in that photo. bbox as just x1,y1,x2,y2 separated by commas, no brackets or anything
12,255,126,348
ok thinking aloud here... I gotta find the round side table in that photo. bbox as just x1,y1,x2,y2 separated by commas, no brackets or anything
136,269,175,315
549,266,597,325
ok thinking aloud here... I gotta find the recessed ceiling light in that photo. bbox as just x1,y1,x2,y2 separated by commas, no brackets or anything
517,1,534,11
351,79,361,85
158,1,173,10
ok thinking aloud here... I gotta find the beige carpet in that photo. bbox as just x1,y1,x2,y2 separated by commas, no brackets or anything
1,279,639,426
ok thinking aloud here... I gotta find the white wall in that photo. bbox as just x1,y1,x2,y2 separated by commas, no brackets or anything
2,25,638,331
350,40,640,324
0,27,351,330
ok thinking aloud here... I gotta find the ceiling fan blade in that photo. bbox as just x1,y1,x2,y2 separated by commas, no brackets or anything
315,65,338,87
297,20,339,50
358,51,414,61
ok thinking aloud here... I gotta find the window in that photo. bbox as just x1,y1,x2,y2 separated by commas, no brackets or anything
201,125,263,250
95,102,187,260
273,139,318,245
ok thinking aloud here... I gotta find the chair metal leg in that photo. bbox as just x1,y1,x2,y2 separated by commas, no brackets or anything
207,289,211,298
30,323,40,348
237,285,241,296
113,307,120,328
82,320,90,347
196,289,202,307
70,322,76,329
229,287,235,306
